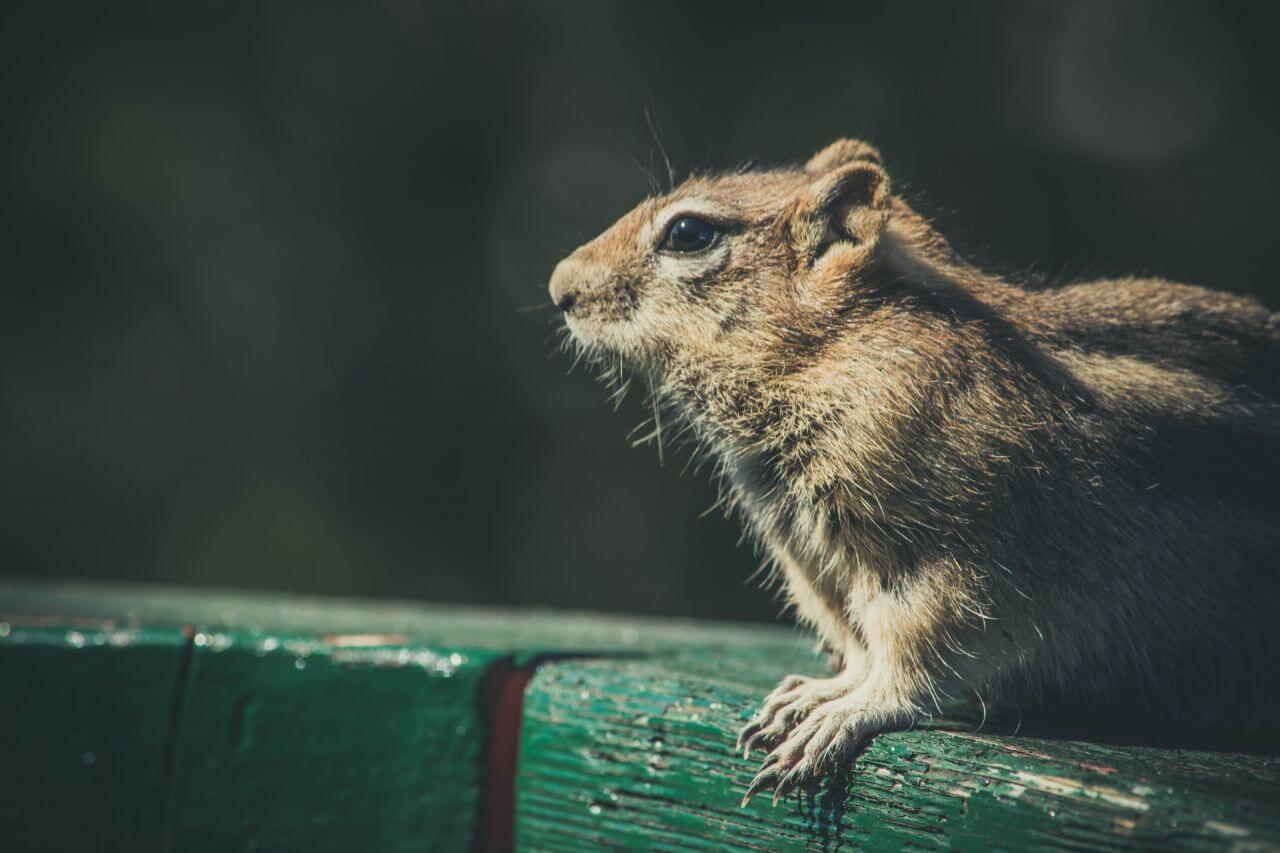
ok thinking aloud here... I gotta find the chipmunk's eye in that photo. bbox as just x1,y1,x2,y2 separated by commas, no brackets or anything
661,216,718,253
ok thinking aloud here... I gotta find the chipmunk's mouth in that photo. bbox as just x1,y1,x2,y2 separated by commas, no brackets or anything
554,285,635,340
561,307,622,351
560,304,664,372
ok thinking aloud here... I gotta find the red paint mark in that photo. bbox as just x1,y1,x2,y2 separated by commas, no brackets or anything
322,633,408,647
474,658,536,853
1078,762,1118,776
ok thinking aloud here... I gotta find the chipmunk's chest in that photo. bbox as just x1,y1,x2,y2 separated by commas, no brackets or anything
722,448,864,589
721,439,887,564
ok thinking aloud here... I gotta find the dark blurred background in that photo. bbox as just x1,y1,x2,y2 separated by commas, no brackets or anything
2,1,1277,622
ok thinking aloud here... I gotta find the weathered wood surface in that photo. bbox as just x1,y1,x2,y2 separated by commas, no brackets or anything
0,605,502,852
3,580,1279,851
1,579,789,660
518,656,1280,850
168,631,500,852
0,580,807,852
1,623,188,852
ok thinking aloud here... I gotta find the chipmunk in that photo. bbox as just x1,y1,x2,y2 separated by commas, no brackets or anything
548,139,1280,804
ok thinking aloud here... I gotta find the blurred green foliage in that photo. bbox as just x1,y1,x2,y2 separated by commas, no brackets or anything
1,2,1277,621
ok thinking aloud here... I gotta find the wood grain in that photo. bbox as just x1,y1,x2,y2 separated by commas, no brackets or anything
516,657,1280,850
4,580,1278,851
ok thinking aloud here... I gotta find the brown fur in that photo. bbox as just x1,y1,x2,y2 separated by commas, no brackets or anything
549,139,1280,802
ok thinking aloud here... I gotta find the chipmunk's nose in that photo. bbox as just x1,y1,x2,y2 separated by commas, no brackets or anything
549,258,585,313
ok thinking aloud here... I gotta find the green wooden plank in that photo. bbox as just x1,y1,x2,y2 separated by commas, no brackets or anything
167,630,499,853
8,581,1279,850
0,579,803,659
1,580,804,852
0,585,516,852
516,656,1280,851
0,621,189,852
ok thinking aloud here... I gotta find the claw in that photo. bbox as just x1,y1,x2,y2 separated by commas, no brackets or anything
772,760,808,805
740,764,780,807
738,676,886,807
741,730,770,759
736,720,760,752
740,750,790,807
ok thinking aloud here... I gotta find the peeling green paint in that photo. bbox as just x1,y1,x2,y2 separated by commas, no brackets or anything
516,657,1280,850
3,581,1278,851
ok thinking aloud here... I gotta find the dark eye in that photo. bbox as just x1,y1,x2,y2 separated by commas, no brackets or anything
662,216,719,253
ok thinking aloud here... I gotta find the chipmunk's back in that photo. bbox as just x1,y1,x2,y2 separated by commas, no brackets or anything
1027,277,1280,512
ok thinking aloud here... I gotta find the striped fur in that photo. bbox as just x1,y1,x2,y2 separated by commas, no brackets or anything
549,139,1280,799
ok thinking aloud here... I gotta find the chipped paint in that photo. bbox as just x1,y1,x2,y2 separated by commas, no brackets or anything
330,646,466,676
1205,821,1251,838
515,654,1280,850
5,580,1280,850
1013,771,1151,811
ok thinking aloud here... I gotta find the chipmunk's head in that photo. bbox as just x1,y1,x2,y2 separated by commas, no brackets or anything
549,139,891,371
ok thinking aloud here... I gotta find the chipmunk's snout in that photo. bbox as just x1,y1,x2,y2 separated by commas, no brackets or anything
549,258,580,313
554,289,576,312
549,258,601,314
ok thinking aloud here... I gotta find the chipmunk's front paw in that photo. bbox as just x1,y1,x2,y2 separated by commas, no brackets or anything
736,674,858,759
740,696,914,806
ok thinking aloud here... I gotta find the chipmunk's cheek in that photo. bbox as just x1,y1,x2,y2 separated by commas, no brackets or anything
655,246,731,286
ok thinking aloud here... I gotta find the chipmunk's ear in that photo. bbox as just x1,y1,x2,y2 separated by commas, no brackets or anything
804,138,883,174
790,144,890,265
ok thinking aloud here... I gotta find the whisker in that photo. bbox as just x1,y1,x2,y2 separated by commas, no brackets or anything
610,132,659,196
644,103,676,193
646,371,665,465
516,301,556,313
